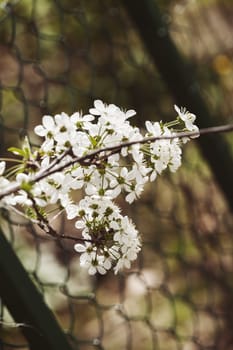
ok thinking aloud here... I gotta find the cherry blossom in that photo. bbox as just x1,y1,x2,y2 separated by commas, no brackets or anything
0,100,199,275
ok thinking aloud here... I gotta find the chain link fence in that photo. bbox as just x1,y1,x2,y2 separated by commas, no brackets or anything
0,0,233,349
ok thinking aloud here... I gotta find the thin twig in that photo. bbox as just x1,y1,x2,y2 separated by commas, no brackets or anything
28,195,92,243
0,123,233,200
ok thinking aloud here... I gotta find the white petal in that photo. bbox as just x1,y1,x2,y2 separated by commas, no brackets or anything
103,259,112,270
88,266,97,275
66,204,78,219
126,109,136,118
16,173,29,183
34,125,46,136
74,243,86,253
94,99,104,110
97,266,107,275
0,161,6,175
43,115,55,129
75,220,85,229
174,104,180,114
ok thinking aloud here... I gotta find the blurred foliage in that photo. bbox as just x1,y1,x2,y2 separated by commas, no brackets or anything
0,0,233,349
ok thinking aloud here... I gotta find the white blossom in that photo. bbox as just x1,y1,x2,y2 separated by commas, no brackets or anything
70,196,141,275
34,115,57,138
0,100,199,275
174,104,200,137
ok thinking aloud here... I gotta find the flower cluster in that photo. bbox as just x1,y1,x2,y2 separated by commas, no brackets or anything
0,100,199,275
67,196,140,275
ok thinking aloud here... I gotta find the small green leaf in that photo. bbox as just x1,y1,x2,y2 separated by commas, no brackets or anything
8,147,25,157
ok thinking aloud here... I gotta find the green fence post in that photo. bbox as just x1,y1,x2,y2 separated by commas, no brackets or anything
0,230,74,350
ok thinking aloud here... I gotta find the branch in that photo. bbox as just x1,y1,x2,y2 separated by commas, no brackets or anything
28,195,93,243
0,123,233,200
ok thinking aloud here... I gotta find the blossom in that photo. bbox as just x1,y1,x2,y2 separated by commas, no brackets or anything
89,99,120,117
74,242,112,275
69,196,141,275
0,100,199,275
70,111,95,129
174,105,200,137
34,115,56,138
145,120,162,137
12,190,33,206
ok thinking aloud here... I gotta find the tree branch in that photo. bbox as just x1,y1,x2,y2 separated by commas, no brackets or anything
0,123,233,200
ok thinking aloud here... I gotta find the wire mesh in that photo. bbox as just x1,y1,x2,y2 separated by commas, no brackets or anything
0,0,233,349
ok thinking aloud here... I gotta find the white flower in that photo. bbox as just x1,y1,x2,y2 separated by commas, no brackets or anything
71,195,140,274
174,105,200,137
13,190,32,206
125,182,144,203
71,132,91,157
145,120,162,137
88,100,137,150
169,141,182,172
40,138,55,153
144,120,184,178
34,115,56,138
1,100,199,276
74,243,109,275
89,99,120,117
70,111,95,129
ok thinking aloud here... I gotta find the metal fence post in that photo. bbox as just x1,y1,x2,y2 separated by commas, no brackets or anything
0,230,74,350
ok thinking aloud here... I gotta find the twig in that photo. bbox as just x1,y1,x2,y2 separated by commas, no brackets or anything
0,123,233,200
28,195,92,243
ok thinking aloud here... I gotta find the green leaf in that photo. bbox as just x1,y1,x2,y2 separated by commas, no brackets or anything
8,147,25,157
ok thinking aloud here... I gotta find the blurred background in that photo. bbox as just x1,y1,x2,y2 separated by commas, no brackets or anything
0,0,233,349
